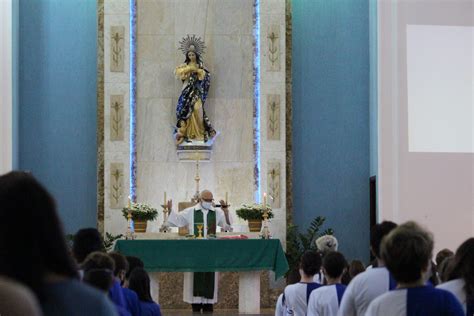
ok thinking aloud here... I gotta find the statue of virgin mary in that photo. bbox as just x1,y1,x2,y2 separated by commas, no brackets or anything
174,35,216,145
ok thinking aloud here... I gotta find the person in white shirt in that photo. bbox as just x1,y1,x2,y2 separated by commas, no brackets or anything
277,251,322,316
337,221,397,316
308,251,347,316
437,237,474,315
366,221,464,316
166,190,232,313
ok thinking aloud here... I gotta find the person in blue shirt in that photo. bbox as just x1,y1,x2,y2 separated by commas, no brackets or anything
128,268,162,316
109,252,141,316
366,221,464,316
0,171,116,316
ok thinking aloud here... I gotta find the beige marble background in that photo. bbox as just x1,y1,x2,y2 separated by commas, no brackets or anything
135,0,256,232
103,0,287,247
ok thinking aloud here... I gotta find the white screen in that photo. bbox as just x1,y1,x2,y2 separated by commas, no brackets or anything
407,25,473,153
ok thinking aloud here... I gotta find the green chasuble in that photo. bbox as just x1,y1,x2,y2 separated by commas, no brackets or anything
193,209,216,299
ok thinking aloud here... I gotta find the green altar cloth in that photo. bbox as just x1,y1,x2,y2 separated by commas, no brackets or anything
114,239,289,279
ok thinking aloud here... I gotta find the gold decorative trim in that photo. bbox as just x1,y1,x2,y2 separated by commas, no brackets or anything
110,26,125,72
285,0,293,225
268,161,281,208
97,0,105,234
110,163,125,209
110,94,124,141
267,94,281,140
267,25,281,71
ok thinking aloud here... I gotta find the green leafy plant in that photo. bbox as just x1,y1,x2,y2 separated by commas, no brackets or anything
122,202,158,221
235,203,274,220
104,232,123,252
65,232,123,252
285,216,334,283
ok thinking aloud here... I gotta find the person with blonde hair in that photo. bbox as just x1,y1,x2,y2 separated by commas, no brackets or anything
366,221,464,316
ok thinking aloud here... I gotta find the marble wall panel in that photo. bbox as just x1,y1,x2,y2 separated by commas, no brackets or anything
136,161,254,231
137,0,175,35
136,97,175,163
137,35,175,63
267,161,281,208
202,35,254,99
104,83,130,153
260,14,286,83
210,98,254,162
104,14,130,83
105,0,129,15
261,0,286,16
267,94,281,140
110,26,125,72
265,24,281,72
174,0,210,37
137,62,176,98
205,0,254,36
109,162,125,209
110,95,125,141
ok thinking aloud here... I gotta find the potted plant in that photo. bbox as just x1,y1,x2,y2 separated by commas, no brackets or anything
285,216,334,284
122,202,158,233
236,203,274,232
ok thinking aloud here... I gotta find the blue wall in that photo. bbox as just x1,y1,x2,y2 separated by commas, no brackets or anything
18,0,98,234
292,0,370,261
12,0,19,170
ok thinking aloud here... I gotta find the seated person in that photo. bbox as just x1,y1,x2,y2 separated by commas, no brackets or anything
82,251,130,316
437,238,474,315
308,251,347,316
279,251,323,316
109,252,141,316
73,228,105,267
124,256,144,288
366,221,464,316
128,268,161,316
0,276,42,316
0,171,116,316
338,221,397,316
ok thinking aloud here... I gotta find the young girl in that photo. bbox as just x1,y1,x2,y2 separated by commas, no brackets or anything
128,268,161,316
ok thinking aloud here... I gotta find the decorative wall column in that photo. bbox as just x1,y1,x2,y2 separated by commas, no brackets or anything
103,1,131,235
259,0,287,246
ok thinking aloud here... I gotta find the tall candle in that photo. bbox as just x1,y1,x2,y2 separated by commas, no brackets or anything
263,192,267,207
164,192,167,206
225,192,228,205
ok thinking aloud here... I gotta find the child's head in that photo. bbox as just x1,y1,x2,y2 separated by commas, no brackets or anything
300,251,322,278
381,221,433,284
322,251,347,280
370,221,397,259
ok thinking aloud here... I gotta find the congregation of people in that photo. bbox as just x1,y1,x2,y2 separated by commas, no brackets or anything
1,170,473,316
276,222,473,316
0,171,161,316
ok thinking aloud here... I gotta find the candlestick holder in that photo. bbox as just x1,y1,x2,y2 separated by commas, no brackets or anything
159,204,171,233
125,210,135,240
260,205,271,239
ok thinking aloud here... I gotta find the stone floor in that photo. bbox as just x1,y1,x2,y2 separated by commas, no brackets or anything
161,309,274,316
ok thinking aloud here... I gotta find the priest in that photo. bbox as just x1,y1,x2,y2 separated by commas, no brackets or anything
166,190,233,313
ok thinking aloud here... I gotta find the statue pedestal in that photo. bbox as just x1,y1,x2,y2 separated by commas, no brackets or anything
176,138,216,161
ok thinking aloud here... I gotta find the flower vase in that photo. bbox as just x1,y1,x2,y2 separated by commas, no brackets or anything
134,219,147,233
248,219,262,232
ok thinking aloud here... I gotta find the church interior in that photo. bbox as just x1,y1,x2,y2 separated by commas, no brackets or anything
1,0,473,315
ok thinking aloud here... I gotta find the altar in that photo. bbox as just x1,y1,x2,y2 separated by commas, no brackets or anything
115,238,288,314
